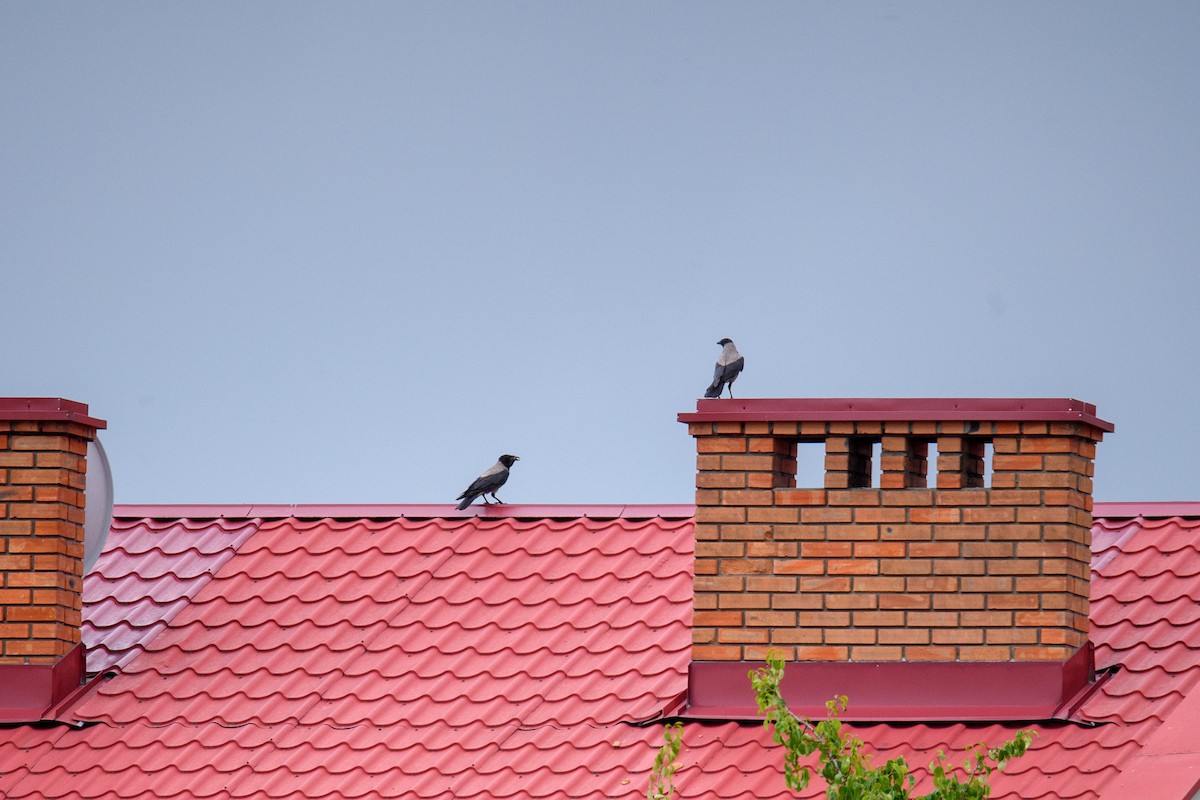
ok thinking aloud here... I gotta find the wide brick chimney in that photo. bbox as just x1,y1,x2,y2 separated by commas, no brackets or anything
678,398,1111,668
0,398,106,668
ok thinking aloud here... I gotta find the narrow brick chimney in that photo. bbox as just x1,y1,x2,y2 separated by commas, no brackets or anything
0,398,106,670
679,399,1111,671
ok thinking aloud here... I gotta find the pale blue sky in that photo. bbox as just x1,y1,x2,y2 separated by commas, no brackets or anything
3,3,1197,504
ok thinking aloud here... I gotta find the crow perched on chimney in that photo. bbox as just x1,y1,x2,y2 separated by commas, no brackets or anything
704,338,744,398
455,455,520,510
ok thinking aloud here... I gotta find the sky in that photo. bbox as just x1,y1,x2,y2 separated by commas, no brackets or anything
2,3,1198,506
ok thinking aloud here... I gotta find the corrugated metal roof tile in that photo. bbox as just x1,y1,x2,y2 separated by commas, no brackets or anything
0,506,1198,798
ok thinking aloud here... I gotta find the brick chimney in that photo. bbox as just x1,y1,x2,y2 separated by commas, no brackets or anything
679,398,1111,671
0,398,106,673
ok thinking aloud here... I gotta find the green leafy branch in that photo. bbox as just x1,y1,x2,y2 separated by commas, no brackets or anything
646,652,1035,799
750,652,1035,800
647,721,684,800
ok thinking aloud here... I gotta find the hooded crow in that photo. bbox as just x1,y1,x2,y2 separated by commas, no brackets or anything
455,454,520,510
704,338,744,398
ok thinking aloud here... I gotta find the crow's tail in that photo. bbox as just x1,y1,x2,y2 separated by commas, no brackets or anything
704,381,722,398
456,495,474,511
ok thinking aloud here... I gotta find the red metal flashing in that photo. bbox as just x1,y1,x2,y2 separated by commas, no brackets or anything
684,645,1097,722
1092,502,1200,519
678,397,1114,432
0,644,86,723
111,503,697,520
0,397,107,429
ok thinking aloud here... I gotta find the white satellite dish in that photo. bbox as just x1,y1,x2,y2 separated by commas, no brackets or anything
83,435,114,575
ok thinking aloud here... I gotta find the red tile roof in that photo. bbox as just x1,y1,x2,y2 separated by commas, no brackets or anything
1,502,1198,799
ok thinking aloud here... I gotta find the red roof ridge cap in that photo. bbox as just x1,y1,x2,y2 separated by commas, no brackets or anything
1093,502,1200,519
112,503,698,521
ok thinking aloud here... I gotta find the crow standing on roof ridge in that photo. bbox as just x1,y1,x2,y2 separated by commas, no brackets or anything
704,338,744,398
455,454,520,510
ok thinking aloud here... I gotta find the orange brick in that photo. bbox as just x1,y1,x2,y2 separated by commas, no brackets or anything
695,576,745,593
694,610,744,627
794,646,848,661
852,611,905,627
722,490,774,506
827,525,880,541
992,454,1044,471
692,645,744,661
745,611,798,627
721,455,779,472
932,593,984,610
905,577,958,593
747,472,782,489
854,642,902,662
824,593,877,610
881,490,933,507
963,542,1015,558
907,542,959,558
828,490,880,506
905,646,958,661
0,451,36,468
744,644,790,661
880,559,931,576
798,576,852,593
852,576,906,593
746,576,798,592
698,472,747,489
696,541,744,558
746,541,797,558
959,646,1015,661
774,489,827,506
775,559,825,575
880,525,932,541
932,559,985,576
746,507,800,524
9,436,69,452
909,507,961,524
853,542,906,558
1015,542,1069,558
961,610,1013,627
799,610,851,627
1015,610,1073,627
695,506,746,524
717,524,773,541
773,525,826,541
985,629,1038,645
826,629,877,645
800,542,852,558
879,593,931,610
799,507,852,523
828,559,879,575
907,611,960,627
1017,506,1072,523
719,593,771,610
963,507,1017,524
879,628,930,645
1014,645,1072,661
853,507,907,524
718,628,769,644
771,628,823,644
771,593,824,611
722,559,771,575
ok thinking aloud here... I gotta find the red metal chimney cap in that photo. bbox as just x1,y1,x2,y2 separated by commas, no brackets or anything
0,398,107,430
679,397,1113,432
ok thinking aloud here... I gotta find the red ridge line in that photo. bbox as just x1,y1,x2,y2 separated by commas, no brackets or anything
113,503,698,520
1092,502,1200,519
